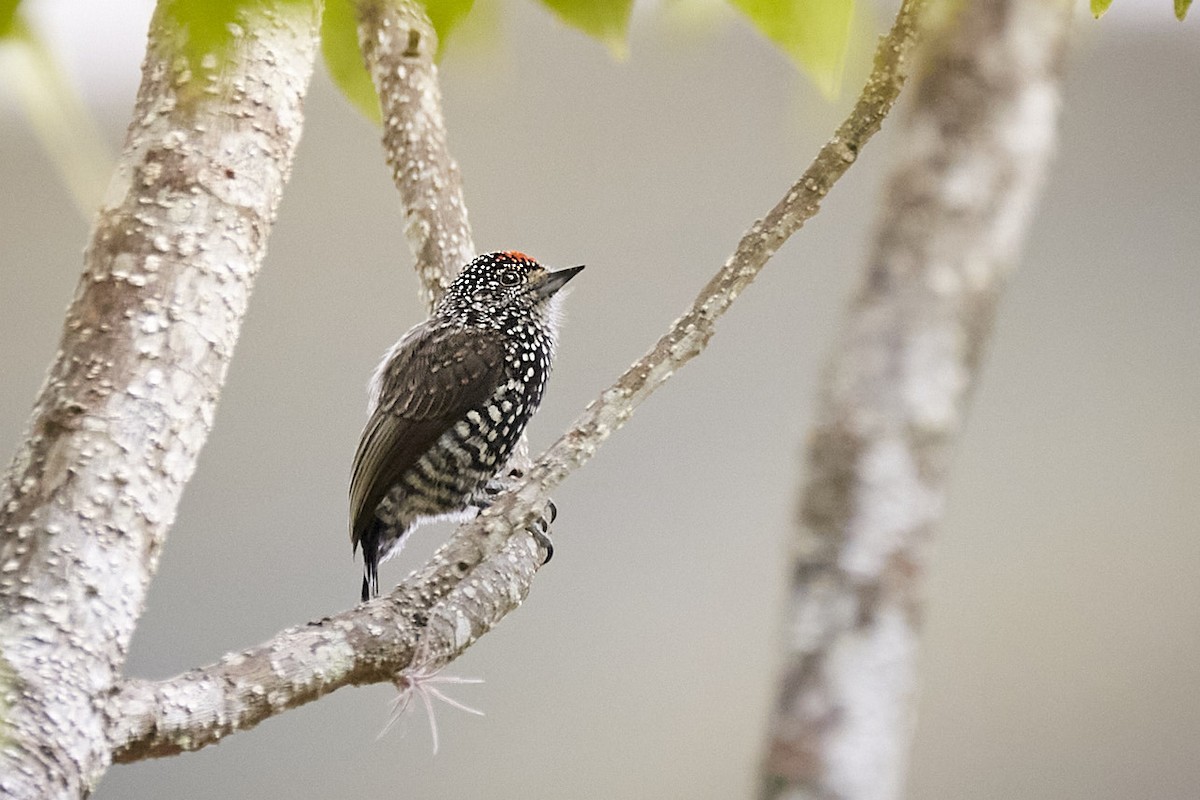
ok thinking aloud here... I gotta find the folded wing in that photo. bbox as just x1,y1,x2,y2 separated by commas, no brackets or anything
350,325,509,551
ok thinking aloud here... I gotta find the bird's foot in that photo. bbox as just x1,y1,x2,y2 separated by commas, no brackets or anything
527,517,554,565
476,470,556,564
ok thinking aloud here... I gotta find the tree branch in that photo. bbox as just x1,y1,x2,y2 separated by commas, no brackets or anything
357,0,475,308
107,0,927,761
109,532,541,761
0,4,320,796
759,1,1075,798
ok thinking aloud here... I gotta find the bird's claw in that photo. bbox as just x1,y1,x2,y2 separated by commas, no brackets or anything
532,499,556,560
528,525,554,565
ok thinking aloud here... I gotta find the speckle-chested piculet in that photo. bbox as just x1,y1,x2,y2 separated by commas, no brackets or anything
350,251,583,601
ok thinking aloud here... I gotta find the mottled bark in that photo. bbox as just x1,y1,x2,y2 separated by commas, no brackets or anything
357,0,475,307
108,0,926,758
0,4,319,797
109,532,540,760
759,2,1074,799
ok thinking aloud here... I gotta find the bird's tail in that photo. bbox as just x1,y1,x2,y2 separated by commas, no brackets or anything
360,523,381,602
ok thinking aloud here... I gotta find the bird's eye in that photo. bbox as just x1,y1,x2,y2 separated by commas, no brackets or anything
499,270,521,287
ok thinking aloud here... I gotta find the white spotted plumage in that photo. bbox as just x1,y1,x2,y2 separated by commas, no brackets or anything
350,252,583,601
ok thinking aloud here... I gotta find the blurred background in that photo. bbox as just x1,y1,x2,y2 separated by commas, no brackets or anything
1,0,1197,797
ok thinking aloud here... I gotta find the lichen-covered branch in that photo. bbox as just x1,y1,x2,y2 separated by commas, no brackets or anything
107,0,926,759
109,532,541,761
356,0,475,307
759,2,1074,799
0,5,320,797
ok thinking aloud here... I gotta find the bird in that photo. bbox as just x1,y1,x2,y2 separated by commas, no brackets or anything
350,251,583,601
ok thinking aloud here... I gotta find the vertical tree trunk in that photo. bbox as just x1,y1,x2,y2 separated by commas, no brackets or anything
761,1,1074,798
0,4,319,796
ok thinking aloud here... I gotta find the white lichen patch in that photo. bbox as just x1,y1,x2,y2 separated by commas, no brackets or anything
902,326,967,432
789,576,858,654
451,611,472,649
841,437,938,579
825,605,918,800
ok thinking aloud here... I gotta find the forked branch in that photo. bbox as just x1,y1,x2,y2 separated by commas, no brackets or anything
108,0,926,762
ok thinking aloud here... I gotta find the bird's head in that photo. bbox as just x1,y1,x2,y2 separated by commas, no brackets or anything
442,252,584,321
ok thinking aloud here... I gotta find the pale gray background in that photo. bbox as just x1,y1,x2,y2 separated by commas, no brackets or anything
1,2,1197,798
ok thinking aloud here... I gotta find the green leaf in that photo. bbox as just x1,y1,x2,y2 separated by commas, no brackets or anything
322,0,381,123
1177,0,1192,21
1090,0,1114,17
729,0,855,98
322,0,476,123
1,15,113,215
159,0,314,84
0,0,21,38
426,0,476,54
160,0,243,70
538,0,635,57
